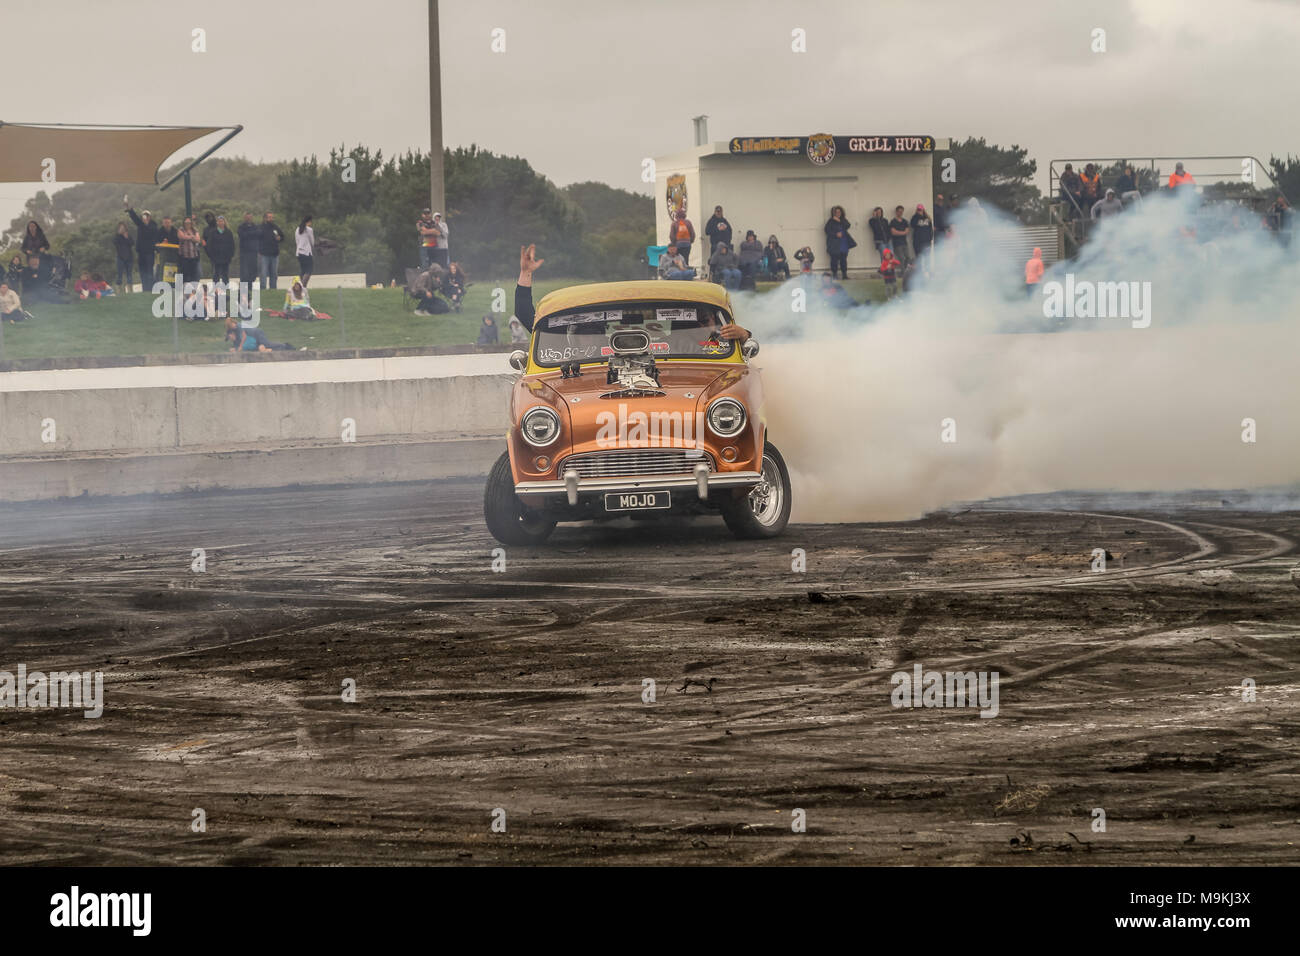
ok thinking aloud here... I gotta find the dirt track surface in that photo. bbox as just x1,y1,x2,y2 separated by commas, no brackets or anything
1,482,1297,865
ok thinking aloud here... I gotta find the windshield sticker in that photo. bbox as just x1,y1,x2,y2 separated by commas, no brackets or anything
548,310,622,328
538,344,603,362
655,307,698,323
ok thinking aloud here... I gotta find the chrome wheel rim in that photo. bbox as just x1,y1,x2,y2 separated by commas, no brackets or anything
748,454,784,526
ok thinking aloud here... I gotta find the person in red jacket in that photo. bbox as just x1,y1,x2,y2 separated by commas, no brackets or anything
879,247,899,298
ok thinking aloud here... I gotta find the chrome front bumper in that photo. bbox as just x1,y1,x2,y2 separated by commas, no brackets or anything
516,464,763,505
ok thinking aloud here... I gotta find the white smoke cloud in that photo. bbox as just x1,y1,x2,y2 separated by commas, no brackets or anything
740,194,1300,521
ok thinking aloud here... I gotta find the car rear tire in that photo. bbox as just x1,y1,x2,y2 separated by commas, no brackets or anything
484,451,557,545
720,442,792,539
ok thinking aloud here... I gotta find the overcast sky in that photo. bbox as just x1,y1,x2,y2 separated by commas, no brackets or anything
3,0,1297,227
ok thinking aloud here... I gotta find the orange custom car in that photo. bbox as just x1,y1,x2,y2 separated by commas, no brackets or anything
483,280,791,544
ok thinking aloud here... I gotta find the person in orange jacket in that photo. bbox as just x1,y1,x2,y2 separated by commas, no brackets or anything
1025,246,1045,295
1168,162,1196,190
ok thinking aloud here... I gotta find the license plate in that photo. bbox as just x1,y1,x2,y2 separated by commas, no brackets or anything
604,491,670,512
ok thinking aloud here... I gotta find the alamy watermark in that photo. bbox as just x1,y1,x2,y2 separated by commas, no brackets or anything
0,664,103,718
1041,274,1152,328
890,663,999,718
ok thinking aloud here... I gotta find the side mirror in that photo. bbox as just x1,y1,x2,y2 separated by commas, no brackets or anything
508,350,527,371
742,339,760,359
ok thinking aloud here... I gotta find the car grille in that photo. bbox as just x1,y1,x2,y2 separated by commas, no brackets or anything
558,449,713,478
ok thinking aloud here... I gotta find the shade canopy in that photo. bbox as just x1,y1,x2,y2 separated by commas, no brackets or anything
0,123,227,184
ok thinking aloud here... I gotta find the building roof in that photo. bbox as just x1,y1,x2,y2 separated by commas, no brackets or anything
535,280,734,319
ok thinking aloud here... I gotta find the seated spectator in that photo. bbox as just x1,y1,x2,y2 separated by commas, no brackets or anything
1091,188,1124,220
818,273,855,309
21,256,43,300
657,242,696,280
879,247,900,297
0,282,29,322
184,283,214,321
75,272,107,298
6,255,23,288
1115,164,1141,205
764,235,790,279
226,317,294,352
442,261,468,309
410,262,450,314
283,280,316,319
738,230,764,280
708,242,742,289
793,246,815,273
508,315,528,344
476,315,500,345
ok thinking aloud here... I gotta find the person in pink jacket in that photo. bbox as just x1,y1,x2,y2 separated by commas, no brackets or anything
1025,246,1045,294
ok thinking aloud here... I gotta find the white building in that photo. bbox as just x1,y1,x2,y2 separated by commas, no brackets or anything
655,134,949,272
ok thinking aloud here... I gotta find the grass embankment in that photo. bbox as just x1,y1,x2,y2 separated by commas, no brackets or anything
0,275,887,360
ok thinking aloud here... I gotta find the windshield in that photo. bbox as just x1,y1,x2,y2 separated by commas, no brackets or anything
532,302,736,367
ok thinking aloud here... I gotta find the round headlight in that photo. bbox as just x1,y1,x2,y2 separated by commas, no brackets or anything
707,398,746,438
520,406,560,447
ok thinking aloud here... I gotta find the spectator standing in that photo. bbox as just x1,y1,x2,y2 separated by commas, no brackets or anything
1115,164,1141,206
704,206,732,254
431,212,449,269
868,207,890,263
237,212,260,296
112,222,134,291
20,221,50,258
176,216,203,287
509,315,528,344
1079,163,1102,210
764,235,789,279
476,315,499,345
0,282,27,322
1168,162,1195,191
888,206,911,264
794,246,815,273
738,230,764,283
1025,246,1045,295
668,210,696,265
657,243,696,280
709,242,742,289
1091,188,1123,220
1059,164,1083,218
1268,196,1292,248
416,208,438,268
296,215,316,285
910,204,934,265
259,212,285,289
205,215,235,288
933,194,951,244
6,255,23,288
824,205,853,280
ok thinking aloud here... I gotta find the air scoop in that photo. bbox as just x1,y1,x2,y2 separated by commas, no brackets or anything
602,329,664,398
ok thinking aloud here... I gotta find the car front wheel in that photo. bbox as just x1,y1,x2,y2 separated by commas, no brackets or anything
483,451,556,545
720,442,792,539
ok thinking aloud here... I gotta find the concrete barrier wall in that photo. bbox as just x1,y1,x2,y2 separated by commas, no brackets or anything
1,373,512,457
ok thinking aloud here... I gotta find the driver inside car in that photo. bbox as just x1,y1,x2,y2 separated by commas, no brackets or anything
514,243,751,344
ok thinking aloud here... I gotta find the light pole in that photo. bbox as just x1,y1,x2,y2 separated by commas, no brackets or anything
428,0,444,215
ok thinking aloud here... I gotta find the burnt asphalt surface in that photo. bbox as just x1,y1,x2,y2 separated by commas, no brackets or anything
0,480,1297,865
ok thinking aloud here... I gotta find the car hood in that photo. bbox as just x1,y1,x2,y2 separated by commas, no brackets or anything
535,361,742,452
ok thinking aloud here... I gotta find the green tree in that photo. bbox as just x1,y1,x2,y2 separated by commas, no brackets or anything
1267,154,1300,202
933,137,1042,222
